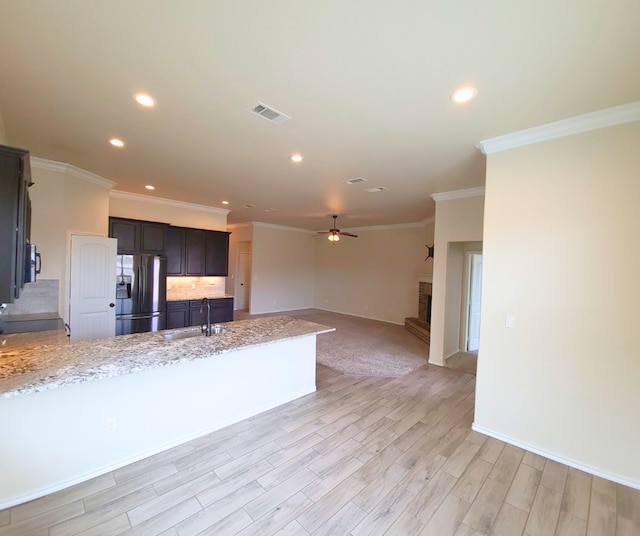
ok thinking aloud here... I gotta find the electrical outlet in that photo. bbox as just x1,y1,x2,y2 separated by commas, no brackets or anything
106,417,117,433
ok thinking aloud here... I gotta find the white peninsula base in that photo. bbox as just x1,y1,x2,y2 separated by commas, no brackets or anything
0,335,317,509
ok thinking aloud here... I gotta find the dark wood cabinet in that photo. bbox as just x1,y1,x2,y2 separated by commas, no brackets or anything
0,145,32,303
189,300,207,327
166,227,230,277
165,226,185,275
166,297,233,329
109,217,167,255
185,229,207,275
109,218,229,276
166,300,189,329
205,231,230,276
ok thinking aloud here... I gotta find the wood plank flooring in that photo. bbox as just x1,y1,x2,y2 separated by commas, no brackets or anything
1,363,638,536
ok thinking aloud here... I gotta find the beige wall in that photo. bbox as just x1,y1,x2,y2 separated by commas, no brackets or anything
429,194,484,365
250,224,315,314
475,121,640,487
29,163,111,321
109,192,227,231
314,222,434,325
226,223,254,305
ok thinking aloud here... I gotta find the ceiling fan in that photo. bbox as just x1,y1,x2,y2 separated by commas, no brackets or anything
316,215,358,242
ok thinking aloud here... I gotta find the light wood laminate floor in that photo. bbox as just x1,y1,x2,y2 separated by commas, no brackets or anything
1,363,638,536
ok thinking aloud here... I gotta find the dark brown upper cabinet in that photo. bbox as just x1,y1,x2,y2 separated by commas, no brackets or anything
109,217,167,255
165,227,229,277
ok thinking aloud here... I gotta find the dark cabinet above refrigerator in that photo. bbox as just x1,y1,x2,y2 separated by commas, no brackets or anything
108,217,168,255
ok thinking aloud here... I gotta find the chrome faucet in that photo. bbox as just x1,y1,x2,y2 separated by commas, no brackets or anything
200,298,212,336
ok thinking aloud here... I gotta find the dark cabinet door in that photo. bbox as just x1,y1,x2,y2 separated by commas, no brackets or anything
205,231,230,276
166,300,188,329
185,229,206,275
167,308,188,329
165,226,185,275
189,301,207,327
210,297,234,323
110,218,167,255
109,218,139,254
140,222,166,254
0,147,25,302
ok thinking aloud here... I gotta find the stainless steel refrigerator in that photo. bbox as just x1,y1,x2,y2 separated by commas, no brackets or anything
115,254,166,335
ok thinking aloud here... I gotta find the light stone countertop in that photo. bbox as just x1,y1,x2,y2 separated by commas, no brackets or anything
166,293,235,301
0,316,333,399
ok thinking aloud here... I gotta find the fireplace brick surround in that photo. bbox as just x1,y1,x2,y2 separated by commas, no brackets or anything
405,279,432,344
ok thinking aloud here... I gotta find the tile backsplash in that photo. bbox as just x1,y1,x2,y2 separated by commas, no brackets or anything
2,279,59,315
166,276,226,300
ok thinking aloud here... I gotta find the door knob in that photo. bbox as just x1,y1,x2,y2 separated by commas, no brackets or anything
109,303,115,307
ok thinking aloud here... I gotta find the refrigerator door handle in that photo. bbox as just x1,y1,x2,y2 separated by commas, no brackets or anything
116,311,162,321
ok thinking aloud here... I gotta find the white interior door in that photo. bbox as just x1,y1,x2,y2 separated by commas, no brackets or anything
467,253,483,351
70,235,117,341
237,250,252,310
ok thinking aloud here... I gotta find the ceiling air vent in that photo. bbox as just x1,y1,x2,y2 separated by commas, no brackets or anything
365,186,388,193
344,177,368,185
243,203,256,208
248,102,291,125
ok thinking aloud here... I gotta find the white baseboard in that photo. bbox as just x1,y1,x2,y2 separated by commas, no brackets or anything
314,306,404,326
472,423,640,491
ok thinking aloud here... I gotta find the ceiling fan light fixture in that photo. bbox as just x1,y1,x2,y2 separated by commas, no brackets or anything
328,232,340,242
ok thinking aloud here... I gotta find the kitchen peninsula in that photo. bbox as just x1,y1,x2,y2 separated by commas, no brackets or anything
0,316,334,509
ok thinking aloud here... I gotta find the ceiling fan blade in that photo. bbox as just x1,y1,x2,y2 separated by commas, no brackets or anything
341,232,358,238
316,231,330,234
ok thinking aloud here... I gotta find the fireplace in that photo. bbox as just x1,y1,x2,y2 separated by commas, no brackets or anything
419,281,432,327
404,276,432,344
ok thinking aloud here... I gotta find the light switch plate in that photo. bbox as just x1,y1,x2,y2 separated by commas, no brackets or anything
505,315,516,328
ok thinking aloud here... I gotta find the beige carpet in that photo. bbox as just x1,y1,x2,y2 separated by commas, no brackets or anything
234,308,429,377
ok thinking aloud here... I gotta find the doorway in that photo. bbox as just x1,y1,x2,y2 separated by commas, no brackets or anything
465,252,483,352
236,241,252,311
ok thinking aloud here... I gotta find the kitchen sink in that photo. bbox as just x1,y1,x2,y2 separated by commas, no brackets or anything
161,326,232,340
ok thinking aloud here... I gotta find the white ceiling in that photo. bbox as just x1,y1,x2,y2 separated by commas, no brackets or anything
0,1,638,231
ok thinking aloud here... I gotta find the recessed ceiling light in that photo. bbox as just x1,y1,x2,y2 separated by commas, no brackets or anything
450,86,478,104
134,93,156,107
365,186,389,193
221,201,229,205
109,138,125,148
289,154,303,163
145,185,155,190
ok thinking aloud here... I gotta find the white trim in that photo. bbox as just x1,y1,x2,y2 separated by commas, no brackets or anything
313,306,404,326
418,275,433,283
109,190,230,216
472,423,640,491
431,186,485,202
31,157,116,189
478,101,640,155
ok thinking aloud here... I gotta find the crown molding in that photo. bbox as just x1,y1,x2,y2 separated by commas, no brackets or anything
31,157,116,189
479,101,640,155
110,190,230,215
431,186,485,202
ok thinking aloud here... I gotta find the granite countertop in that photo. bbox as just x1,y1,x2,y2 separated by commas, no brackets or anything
166,294,235,301
0,316,333,399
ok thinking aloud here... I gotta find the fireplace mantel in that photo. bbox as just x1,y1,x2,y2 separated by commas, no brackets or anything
418,274,433,284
